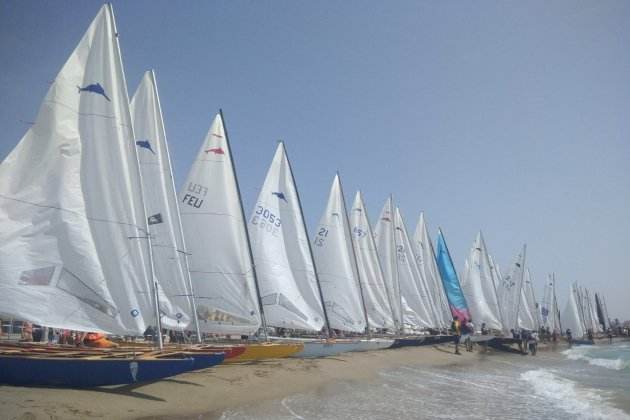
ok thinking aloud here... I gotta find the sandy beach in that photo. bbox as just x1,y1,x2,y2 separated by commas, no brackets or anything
0,343,485,420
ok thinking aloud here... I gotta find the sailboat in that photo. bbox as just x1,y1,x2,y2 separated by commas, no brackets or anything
496,246,527,333
0,4,224,387
460,232,504,335
561,283,592,344
349,191,396,331
178,114,302,361
413,213,451,331
298,175,393,357
435,229,470,324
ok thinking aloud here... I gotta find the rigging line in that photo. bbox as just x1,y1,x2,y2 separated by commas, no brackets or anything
44,99,131,126
0,194,144,232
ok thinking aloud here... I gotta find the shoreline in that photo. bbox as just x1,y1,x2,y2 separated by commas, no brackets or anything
0,343,489,420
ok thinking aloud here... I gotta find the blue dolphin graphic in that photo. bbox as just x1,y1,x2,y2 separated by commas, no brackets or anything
77,83,111,101
272,191,288,202
136,140,155,154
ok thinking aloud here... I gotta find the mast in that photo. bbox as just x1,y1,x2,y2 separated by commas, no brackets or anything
282,141,332,337
220,109,268,340
512,244,527,331
390,196,404,334
553,273,562,333
109,3,163,349
339,181,370,336
151,70,202,343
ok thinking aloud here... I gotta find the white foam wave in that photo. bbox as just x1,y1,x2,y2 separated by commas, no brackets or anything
587,357,629,371
520,369,630,420
563,346,629,371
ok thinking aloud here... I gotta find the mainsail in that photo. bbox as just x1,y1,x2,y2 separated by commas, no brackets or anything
0,5,158,335
248,142,325,331
130,70,194,331
349,192,395,330
461,232,504,331
561,284,586,338
435,229,470,324
393,207,433,330
312,175,366,333
373,197,403,330
498,246,526,331
413,213,450,329
178,113,261,334
517,268,537,331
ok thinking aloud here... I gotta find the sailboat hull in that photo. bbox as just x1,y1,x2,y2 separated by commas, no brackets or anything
390,335,455,348
224,342,304,363
0,355,197,388
291,338,394,358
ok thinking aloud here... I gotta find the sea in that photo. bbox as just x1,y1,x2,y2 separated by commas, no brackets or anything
219,341,630,420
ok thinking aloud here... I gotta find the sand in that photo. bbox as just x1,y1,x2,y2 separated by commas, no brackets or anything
0,344,485,420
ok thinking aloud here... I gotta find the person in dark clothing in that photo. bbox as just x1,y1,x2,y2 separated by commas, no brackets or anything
566,328,573,348
451,316,462,355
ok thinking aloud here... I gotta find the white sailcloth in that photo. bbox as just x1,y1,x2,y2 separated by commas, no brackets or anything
349,192,395,330
561,284,586,338
413,213,450,329
0,5,155,335
393,207,433,330
130,71,192,331
312,175,366,333
248,142,325,331
461,232,504,331
517,269,537,331
179,113,261,334
498,246,527,331
373,197,403,330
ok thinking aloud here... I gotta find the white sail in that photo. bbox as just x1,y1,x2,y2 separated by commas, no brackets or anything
0,5,155,335
130,71,193,331
373,197,403,330
498,246,527,331
393,207,433,330
179,113,261,334
248,142,325,331
413,213,450,329
461,232,504,331
561,284,586,338
517,268,537,331
312,175,366,333
349,192,395,330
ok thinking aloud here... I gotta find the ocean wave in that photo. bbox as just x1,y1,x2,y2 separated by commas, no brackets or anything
520,369,630,420
563,346,630,371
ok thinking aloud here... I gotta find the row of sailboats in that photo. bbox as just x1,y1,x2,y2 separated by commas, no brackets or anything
0,4,615,386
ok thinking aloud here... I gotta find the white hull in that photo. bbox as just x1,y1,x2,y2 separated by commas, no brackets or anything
288,338,394,358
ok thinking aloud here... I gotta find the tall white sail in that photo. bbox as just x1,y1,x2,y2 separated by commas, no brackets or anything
373,197,403,330
248,142,325,331
179,113,261,334
0,5,155,335
312,175,366,333
413,213,450,329
130,71,193,331
517,268,537,330
561,284,586,338
349,192,395,330
393,207,433,330
461,232,504,331
498,246,527,331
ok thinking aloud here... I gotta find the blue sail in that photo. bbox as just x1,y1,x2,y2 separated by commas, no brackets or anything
435,229,470,323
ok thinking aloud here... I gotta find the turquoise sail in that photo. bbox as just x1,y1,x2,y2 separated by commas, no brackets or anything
435,229,470,324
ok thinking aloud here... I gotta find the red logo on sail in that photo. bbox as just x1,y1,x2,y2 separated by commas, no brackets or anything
205,147,225,155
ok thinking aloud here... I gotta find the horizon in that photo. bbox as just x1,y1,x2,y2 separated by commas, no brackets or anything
1,1,629,321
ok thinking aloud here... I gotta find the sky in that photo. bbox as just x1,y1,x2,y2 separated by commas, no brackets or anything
1,1,629,320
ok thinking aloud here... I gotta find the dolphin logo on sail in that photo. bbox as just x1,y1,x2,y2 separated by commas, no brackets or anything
135,140,155,154
272,191,288,202
211,133,223,138
77,83,110,101
204,147,224,155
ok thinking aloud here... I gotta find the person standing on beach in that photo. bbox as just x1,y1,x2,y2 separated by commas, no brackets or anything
465,319,475,352
566,328,573,348
451,316,462,355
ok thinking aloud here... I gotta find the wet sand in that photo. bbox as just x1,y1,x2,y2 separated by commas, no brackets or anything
1,344,484,420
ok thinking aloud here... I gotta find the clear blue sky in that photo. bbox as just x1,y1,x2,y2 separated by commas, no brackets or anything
2,1,629,320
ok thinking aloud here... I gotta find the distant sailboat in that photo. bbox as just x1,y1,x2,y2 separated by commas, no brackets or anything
460,232,504,332
248,142,326,332
413,213,451,330
130,70,196,333
373,197,403,331
561,283,587,339
349,192,395,331
312,175,367,333
497,246,527,332
179,113,262,335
